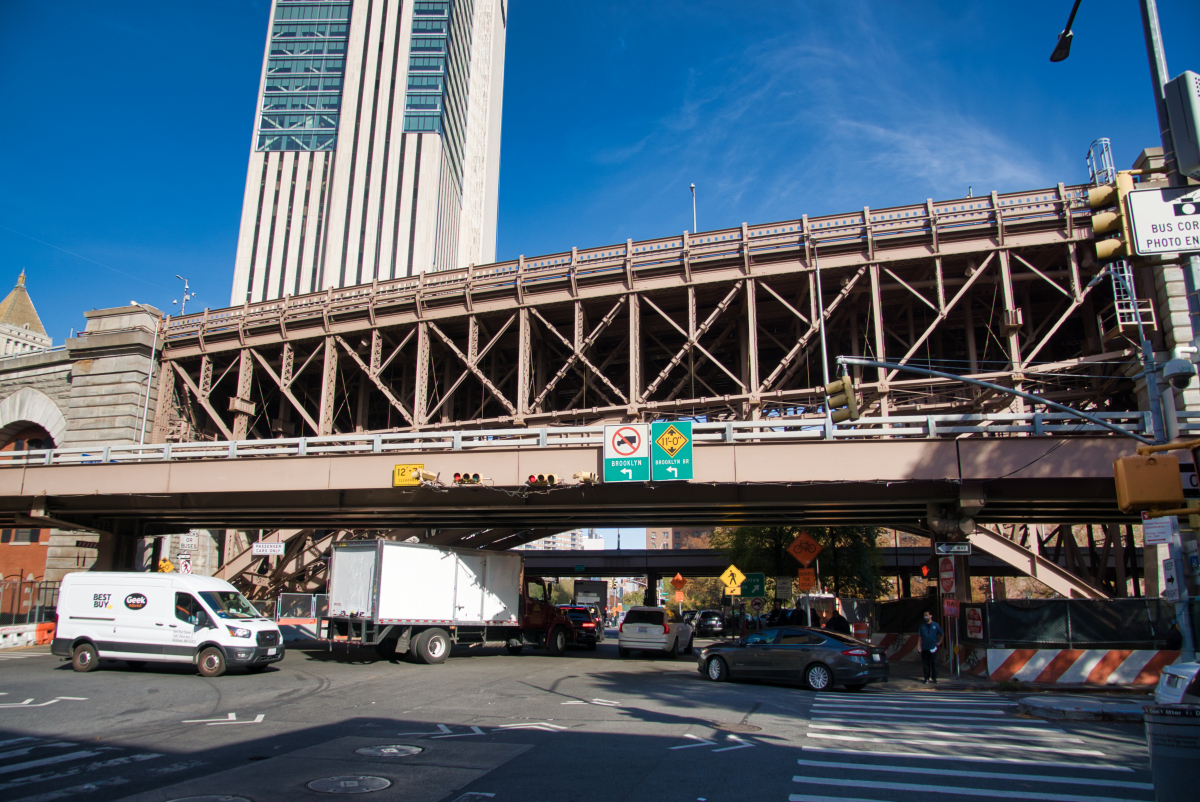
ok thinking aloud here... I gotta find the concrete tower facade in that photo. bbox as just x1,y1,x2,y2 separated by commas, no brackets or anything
230,0,506,305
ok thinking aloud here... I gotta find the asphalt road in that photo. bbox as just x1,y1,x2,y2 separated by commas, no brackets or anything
0,633,1155,802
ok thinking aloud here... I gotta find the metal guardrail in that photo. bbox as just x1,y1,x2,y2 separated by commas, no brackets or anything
0,411,1186,468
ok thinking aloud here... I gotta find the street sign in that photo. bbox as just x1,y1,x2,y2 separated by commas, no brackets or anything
749,597,766,612
1142,511,1175,545
775,576,793,599
740,573,766,598
965,607,984,639
938,557,955,595
935,542,971,556
252,542,286,556
796,568,817,591
670,573,688,590
574,564,586,572
651,421,693,481
943,598,960,617
674,591,685,602
180,533,200,552
603,424,650,482
1163,558,1182,602
178,557,192,575
1127,186,1200,256
393,464,425,487
719,564,746,590
786,531,823,567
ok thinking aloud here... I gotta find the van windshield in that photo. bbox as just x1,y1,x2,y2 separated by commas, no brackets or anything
199,591,261,620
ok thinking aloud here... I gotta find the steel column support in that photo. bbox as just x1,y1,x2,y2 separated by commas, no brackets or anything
231,350,255,440
318,336,339,435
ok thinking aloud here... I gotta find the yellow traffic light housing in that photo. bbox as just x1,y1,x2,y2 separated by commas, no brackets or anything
527,473,561,487
1088,171,1136,262
825,375,860,423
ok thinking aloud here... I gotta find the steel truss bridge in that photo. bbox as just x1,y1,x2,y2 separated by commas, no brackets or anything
14,182,1173,601
151,184,1146,442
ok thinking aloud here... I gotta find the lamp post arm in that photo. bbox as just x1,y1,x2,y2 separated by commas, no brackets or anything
836,357,1154,445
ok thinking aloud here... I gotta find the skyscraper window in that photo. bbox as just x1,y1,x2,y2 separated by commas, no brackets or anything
257,2,352,152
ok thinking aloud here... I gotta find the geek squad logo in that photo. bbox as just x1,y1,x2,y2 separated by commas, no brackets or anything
124,593,149,611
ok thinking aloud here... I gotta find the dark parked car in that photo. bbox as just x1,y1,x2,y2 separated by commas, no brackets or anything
693,610,726,638
696,627,888,691
563,605,604,649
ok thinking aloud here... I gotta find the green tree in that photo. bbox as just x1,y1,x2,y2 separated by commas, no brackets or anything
549,578,574,605
710,525,885,599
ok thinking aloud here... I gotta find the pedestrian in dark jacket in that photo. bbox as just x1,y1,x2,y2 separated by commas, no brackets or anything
918,611,944,684
825,603,852,636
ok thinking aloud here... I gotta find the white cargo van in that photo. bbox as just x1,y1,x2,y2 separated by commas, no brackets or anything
52,572,283,677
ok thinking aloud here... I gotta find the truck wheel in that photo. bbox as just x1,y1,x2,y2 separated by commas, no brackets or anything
506,642,524,656
197,647,227,678
413,629,449,664
547,626,567,656
71,643,99,672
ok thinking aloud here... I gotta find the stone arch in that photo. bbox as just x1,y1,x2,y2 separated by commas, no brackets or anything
0,387,67,447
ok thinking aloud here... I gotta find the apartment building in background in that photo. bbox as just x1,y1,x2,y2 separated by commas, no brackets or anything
231,0,506,304
647,527,712,550
513,529,605,552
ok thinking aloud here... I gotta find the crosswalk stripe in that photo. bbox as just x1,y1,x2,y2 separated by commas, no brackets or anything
836,696,1017,706
0,751,110,776
811,710,1009,722
0,745,77,761
791,775,1140,802
801,745,1135,771
812,704,1006,715
0,753,162,793
811,717,1065,734
807,723,1082,742
0,653,47,659
794,759,1154,790
805,733,1106,756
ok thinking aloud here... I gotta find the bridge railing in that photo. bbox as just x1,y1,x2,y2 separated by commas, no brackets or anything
0,410,1179,468
162,185,1089,343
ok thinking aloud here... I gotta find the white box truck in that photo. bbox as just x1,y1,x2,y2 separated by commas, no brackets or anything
573,579,609,623
321,539,576,664
52,572,283,677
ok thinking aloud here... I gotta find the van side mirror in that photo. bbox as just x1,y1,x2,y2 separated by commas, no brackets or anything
198,612,216,629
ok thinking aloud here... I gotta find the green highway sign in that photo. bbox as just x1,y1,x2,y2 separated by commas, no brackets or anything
651,421,693,481
740,572,766,598
603,424,650,482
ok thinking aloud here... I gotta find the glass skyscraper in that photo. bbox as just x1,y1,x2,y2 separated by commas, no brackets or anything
231,0,506,304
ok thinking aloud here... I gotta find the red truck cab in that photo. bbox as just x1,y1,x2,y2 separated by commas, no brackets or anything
513,575,575,655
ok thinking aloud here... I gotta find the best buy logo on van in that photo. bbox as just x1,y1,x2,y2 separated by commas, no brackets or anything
124,593,148,610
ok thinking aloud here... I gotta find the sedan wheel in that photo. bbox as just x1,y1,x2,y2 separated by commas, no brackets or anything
706,656,729,682
805,663,832,691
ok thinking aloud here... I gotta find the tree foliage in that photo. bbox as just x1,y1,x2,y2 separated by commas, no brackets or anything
709,525,885,600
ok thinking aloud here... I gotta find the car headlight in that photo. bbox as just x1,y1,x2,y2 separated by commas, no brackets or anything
227,626,252,638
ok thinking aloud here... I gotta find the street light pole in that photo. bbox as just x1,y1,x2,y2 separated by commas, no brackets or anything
690,184,697,233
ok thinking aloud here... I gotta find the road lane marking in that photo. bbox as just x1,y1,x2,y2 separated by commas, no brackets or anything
431,727,486,738
800,746,1133,771
395,725,453,736
8,775,129,802
180,713,264,725
0,751,111,776
711,735,754,752
0,744,77,761
805,733,1105,756
812,703,1004,715
670,734,717,749
793,759,1154,790
791,775,1139,802
807,723,1083,743
0,753,161,793
811,717,1065,734
812,710,1009,722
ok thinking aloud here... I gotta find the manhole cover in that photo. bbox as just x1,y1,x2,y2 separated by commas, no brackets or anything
354,744,423,757
167,797,253,802
712,723,762,733
307,776,393,794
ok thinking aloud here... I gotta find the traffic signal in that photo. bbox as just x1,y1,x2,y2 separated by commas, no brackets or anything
824,375,860,423
453,471,482,485
527,473,561,487
572,471,598,485
1088,170,1136,262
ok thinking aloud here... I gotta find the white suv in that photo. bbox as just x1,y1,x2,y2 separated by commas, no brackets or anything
618,607,693,658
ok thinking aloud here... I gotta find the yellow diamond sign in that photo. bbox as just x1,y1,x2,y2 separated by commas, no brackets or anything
654,424,689,458
720,564,746,590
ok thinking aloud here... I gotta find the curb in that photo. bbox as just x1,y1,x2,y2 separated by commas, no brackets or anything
1018,695,1154,722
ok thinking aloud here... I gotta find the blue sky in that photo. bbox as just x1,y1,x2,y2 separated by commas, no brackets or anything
1,0,1197,346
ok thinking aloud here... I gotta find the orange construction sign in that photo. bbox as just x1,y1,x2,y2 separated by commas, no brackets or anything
787,532,823,568
796,568,817,591
670,573,688,590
